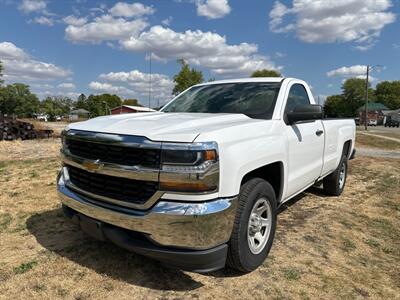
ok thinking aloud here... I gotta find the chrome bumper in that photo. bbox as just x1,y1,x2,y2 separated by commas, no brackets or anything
57,172,237,250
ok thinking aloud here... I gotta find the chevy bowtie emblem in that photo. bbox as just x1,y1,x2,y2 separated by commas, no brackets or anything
82,159,104,172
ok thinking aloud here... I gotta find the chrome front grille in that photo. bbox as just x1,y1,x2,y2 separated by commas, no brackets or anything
61,130,163,210
67,165,158,205
66,136,161,168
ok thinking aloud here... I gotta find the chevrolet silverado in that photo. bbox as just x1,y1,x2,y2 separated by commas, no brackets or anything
57,78,355,272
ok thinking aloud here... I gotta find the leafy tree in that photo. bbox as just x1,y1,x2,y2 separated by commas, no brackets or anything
251,69,282,77
341,78,375,117
41,96,73,120
123,99,141,106
86,94,122,117
75,93,88,110
0,83,40,117
172,59,203,95
0,60,4,86
324,95,346,117
375,81,400,110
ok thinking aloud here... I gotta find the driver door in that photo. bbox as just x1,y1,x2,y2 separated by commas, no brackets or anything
284,84,324,199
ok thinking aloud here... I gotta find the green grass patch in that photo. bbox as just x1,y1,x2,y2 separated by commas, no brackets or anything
0,213,12,232
30,170,39,178
365,239,380,249
372,173,400,194
342,238,356,252
32,283,46,292
369,218,396,239
13,260,38,274
283,268,301,281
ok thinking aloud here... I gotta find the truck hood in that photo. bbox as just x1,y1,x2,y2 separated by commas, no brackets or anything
67,112,256,142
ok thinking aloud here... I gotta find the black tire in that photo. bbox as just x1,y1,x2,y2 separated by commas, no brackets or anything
227,178,277,272
323,155,348,196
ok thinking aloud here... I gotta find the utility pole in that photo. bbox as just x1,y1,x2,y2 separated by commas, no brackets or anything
364,65,369,131
148,52,152,109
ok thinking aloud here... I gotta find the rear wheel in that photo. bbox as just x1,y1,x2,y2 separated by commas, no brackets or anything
227,178,277,272
323,155,348,196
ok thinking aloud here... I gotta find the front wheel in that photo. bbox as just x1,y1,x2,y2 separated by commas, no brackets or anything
227,178,277,272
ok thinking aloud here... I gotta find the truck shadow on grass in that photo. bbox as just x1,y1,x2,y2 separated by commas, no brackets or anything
26,186,328,285
26,208,204,291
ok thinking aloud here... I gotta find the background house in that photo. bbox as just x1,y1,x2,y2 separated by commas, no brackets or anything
69,108,90,121
357,103,388,125
382,108,400,123
110,105,155,115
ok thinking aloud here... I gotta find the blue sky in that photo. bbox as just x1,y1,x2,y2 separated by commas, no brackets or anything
0,0,399,107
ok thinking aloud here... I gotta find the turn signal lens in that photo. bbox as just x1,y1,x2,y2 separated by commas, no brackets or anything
204,149,217,161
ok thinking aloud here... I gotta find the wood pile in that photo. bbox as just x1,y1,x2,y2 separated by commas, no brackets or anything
0,117,53,141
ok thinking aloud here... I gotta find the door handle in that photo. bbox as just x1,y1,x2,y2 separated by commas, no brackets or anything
316,130,324,136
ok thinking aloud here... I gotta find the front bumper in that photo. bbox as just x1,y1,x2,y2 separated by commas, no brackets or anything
57,172,237,271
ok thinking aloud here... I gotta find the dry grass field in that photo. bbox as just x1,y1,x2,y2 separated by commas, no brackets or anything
0,139,399,299
356,133,400,151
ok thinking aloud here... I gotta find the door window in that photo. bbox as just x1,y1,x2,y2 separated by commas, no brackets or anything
285,84,310,113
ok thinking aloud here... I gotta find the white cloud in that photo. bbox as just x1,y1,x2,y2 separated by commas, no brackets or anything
196,0,231,19
269,0,396,48
91,69,174,106
18,0,46,14
89,81,136,97
32,16,54,26
327,65,367,77
29,83,79,99
0,41,28,59
35,90,80,100
121,26,278,76
327,65,377,81
161,16,173,26
62,4,276,77
274,51,286,58
63,15,87,26
65,15,148,43
354,44,375,51
109,2,155,18
0,41,71,81
58,82,76,90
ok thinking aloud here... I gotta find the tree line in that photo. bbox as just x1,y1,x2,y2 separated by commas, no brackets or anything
1,58,398,120
324,78,400,117
0,61,143,120
0,83,141,120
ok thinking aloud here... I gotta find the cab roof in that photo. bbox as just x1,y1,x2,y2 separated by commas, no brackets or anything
194,77,295,87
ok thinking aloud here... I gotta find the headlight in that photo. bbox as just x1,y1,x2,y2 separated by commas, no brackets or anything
159,142,219,193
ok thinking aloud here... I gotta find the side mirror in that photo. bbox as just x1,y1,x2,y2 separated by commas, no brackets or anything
287,104,323,125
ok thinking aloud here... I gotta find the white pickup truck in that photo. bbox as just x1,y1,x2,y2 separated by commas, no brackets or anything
58,78,355,272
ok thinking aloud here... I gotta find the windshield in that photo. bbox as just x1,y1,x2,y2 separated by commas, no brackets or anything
161,82,281,119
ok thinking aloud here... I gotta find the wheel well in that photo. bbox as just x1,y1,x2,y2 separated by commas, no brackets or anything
241,162,283,202
342,140,352,158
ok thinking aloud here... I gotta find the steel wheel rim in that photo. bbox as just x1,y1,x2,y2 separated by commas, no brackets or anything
247,198,272,254
339,162,346,189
